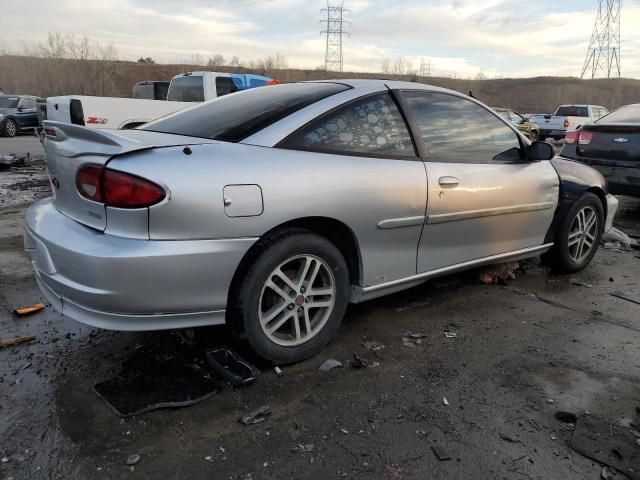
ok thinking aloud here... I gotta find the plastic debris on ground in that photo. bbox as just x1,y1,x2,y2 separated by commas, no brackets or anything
362,340,385,351
610,291,640,306
94,346,222,418
570,415,640,480
443,397,450,406
444,331,457,338
318,359,343,372
402,332,426,348
274,366,284,377
478,262,519,285
602,227,637,251
570,279,594,288
431,445,451,461
205,347,259,386
239,405,271,426
351,352,380,369
13,303,45,317
0,335,36,348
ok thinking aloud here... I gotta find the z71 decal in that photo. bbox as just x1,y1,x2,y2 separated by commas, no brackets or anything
86,116,108,125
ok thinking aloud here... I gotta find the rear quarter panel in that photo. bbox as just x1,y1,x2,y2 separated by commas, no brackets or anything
109,142,428,287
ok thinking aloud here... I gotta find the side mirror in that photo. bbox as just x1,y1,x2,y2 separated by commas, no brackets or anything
530,141,555,161
17,106,24,112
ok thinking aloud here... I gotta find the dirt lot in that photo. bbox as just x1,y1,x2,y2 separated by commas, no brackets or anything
1,152,639,480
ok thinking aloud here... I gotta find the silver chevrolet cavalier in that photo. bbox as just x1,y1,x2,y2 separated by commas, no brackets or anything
25,80,618,363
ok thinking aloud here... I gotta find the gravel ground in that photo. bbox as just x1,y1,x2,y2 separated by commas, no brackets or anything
1,157,639,480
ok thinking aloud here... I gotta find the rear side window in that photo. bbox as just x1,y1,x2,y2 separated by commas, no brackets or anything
556,106,588,117
598,104,640,123
132,84,154,99
142,82,350,142
154,82,169,100
280,93,416,158
216,77,238,97
167,76,204,102
403,91,522,164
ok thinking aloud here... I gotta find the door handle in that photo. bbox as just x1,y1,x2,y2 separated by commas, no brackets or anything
438,176,459,186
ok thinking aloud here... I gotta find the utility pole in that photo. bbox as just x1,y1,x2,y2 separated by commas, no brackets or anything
321,1,350,72
580,0,621,79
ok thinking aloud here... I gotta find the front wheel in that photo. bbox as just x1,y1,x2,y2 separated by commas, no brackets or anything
546,192,604,273
3,119,17,137
231,230,350,364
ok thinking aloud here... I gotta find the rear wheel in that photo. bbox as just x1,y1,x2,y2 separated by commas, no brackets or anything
231,230,350,364
3,119,17,137
546,192,604,273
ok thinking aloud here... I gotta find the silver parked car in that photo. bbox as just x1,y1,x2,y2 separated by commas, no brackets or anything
26,80,618,363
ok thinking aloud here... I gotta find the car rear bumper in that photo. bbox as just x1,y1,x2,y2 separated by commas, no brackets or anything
24,198,257,331
539,129,566,140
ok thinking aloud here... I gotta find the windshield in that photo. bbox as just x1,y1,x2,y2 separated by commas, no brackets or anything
167,76,204,102
556,106,589,117
141,82,350,142
0,96,19,108
598,104,640,124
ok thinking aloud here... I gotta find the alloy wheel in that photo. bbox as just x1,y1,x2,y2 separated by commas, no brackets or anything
258,255,336,347
6,120,17,137
567,206,598,263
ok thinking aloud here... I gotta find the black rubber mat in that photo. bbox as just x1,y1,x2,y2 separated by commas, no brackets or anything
95,348,221,418
570,415,640,480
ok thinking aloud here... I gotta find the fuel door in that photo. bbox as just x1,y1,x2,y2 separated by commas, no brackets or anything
223,184,264,217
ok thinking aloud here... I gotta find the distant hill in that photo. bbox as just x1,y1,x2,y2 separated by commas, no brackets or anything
1,55,639,113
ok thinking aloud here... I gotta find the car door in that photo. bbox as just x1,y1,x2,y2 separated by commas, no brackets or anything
399,90,559,272
16,97,38,128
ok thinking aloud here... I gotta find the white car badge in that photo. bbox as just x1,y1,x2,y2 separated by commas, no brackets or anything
613,137,629,143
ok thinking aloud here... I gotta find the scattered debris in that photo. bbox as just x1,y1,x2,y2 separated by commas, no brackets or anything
318,359,343,372
407,331,427,339
443,397,450,406
610,291,640,306
126,454,140,466
431,445,451,461
351,353,379,369
13,303,45,317
571,415,640,480
292,443,315,453
401,336,423,348
274,366,284,377
444,331,457,338
602,227,636,250
555,411,578,424
362,340,385,351
478,262,519,285
206,348,259,386
339,428,349,435
0,336,36,348
570,279,593,288
239,406,271,426
601,466,615,479
499,432,519,443
547,398,555,404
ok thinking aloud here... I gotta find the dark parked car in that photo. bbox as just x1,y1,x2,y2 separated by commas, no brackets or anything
132,81,170,100
494,108,540,141
560,103,640,197
0,95,39,137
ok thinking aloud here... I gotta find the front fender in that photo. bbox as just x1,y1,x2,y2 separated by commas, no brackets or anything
544,157,609,243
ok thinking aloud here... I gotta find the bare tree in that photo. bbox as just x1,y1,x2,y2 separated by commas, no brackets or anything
229,55,241,68
207,54,225,67
380,58,390,74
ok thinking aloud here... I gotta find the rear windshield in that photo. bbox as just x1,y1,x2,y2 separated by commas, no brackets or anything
141,82,350,142
167,76,205,102
598,104,640,124
132,84,154,99
556,106,589,117
0,96,19,108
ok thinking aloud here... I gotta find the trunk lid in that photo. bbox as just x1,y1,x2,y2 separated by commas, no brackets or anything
42,121,216,231
578,123,640,163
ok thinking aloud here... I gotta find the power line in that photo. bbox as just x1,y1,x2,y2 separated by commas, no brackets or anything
580,0,621,79
320,1,350,72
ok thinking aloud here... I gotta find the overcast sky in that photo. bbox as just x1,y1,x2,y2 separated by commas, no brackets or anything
1,0,639,78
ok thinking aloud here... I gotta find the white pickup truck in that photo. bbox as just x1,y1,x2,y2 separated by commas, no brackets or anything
527,104,609,141
41,71,276,130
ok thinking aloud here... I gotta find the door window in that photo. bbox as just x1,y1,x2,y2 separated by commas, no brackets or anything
280,93,416,158
19,97,36,109
403,91,523,163
216,77,239,97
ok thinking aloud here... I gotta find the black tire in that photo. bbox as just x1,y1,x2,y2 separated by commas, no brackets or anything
3,119,17,137
546,192,604,273
230,229,350,364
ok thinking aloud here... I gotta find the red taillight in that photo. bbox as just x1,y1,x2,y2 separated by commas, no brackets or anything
578,131,593,145
564,119,570,128
565,130,579,144
44,128,56,137
76,165,165,208
76,165,103,202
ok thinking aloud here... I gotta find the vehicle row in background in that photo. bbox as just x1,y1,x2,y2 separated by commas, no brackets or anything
0,94,39,137
494,108,540,141
528,104,609,141
38,71,277,131
560,103,640,197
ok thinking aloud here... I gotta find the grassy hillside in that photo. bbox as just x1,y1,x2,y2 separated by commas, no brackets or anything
1,55,639,113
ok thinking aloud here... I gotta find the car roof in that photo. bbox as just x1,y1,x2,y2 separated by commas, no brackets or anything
312,78,469,97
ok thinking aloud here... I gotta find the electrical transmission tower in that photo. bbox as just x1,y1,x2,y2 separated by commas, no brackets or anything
321,1,350,72
580,0,621,79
